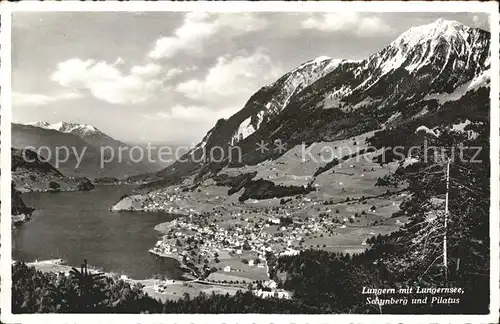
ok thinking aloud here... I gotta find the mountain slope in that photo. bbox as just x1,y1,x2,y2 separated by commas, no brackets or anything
228,56,345,145
11,148,95,192
12,124,108,178
111,20,491,310
134,19,490,190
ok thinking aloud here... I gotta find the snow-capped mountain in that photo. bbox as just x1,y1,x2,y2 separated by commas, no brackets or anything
375,18,488,75
13,123,110,178
261,56,344,117
23,121,128,149
140,18,490,185
354,18,490,95
14,121,167,178
24,121,51,128
228,56,344,145
13,122,166,178
284,18,490,116
165,55,349,172
25,121,107,138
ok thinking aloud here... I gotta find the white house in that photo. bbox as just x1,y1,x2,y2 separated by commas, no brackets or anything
253,289,291,300
263,280,277,289
254,290,274,299
275,290,291,299
224,266,231,272
280,249,300,257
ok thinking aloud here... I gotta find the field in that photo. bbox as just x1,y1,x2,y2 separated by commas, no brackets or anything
142,281,244,302
219,131,379,188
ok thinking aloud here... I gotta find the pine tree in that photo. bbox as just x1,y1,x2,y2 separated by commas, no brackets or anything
69,259,106,311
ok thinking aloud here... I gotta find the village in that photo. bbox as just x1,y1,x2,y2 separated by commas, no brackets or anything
145,182,407,300
113,139,409,301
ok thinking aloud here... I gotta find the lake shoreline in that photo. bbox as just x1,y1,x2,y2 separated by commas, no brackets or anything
20,258,243,302
23,258,175,282
14,185,186,281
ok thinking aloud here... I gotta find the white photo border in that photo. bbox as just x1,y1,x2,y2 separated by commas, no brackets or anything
1,1,499,323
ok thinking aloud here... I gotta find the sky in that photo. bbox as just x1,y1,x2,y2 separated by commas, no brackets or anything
12,11,489,145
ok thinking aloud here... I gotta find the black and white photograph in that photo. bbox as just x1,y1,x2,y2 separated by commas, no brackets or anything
1,1,499,322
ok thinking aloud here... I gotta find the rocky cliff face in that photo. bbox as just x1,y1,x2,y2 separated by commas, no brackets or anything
228,56,345,145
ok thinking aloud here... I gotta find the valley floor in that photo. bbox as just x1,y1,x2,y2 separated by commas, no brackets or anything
111,140,409,297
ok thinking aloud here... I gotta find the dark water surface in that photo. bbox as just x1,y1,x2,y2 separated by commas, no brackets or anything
13,185,183,280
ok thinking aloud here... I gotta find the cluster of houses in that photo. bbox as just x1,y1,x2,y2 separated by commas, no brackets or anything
141,189,200,216
150,240,179,258
149,195,371,272
154,213,317,261
143,184,387,298
151,217,275,265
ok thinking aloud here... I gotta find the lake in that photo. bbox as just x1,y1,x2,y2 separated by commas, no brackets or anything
12,185,184,280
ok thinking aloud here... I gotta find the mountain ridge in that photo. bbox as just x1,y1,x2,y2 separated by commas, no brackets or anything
22,120,129,148
11,147,95,193
131,18,490,189
12,123,162,179
25,121,104,137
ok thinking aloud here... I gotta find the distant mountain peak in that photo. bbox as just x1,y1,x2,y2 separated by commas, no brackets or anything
23,121,103,137
25,121,50,128
363,17,489,80
392,18,472,49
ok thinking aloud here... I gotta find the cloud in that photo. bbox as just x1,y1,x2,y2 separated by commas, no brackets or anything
113,57,125,66
471,14,489,30
13,91,82,106
130,63,163,78
144,111,172,120
51,58,171,104
175,50,283,104
140,105,236,144
148,13,268,59
301,13,391,36
172,104,234,121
